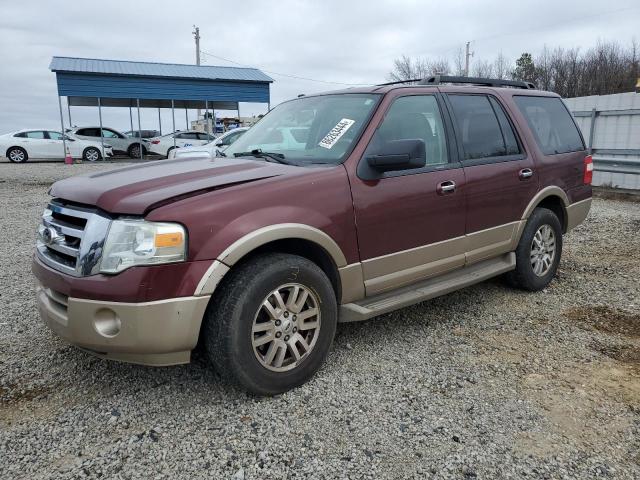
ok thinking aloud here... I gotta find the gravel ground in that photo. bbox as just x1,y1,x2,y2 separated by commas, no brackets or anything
1,162,639,479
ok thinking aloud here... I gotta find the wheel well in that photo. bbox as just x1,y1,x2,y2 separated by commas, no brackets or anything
536,196,567,233
6,146,24,156
241,238,342,302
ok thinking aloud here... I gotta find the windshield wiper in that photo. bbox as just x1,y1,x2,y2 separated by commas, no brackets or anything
214,148,226,157
233,149,292,165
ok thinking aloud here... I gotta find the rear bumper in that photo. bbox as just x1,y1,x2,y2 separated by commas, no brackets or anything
566,197,592,231
36,280,210,366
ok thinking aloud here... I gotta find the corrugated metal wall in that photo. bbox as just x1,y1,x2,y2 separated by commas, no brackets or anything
56,73,271,104
565,92,640,190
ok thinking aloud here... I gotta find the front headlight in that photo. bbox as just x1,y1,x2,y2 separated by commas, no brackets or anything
100,220,186,274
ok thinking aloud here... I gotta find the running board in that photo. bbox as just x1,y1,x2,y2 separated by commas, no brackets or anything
339,252,515,323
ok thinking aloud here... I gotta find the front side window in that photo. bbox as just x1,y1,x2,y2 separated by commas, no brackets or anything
77,128,100,137
48,131,64,140
224,94,380,165
101,129,118,138
365,95,449,167
514,96,585,155
448,94,519,160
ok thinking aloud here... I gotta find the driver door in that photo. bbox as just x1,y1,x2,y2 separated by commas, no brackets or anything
349,94,467,296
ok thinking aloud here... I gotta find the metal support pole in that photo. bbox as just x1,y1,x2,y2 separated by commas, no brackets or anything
158,107,162,135
57,95,67,162
67,100,72,129
97,97,105,160
171,100,177,149
205,100,210,141
212,109,216,135
129,106,134,135
136,99,143,160
185,108,189,130
268,102,271,112
588,107,597,155
237,103,241,127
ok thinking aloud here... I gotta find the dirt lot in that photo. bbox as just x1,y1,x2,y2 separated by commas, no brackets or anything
1,162,639,479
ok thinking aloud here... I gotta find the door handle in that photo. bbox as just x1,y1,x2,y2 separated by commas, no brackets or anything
519,168,533,180
437,180,456,195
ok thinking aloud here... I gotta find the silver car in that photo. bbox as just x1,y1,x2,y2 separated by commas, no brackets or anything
69,127,147,158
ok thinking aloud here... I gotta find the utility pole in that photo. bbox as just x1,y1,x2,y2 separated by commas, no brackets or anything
464,41,473,77
193,25,201,119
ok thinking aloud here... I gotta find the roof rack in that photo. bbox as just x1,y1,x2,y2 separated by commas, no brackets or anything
376,76,536,89
420,75,536,89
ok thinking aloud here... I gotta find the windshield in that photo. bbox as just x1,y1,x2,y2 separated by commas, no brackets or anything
224,94,380,165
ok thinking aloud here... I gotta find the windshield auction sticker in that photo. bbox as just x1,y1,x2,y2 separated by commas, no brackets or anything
318,118,355,149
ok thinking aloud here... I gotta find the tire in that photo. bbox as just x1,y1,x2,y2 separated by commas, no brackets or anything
128,143,146,158
7,147,27,163
505,207,563,291
83,147,101,162
203,253,337,395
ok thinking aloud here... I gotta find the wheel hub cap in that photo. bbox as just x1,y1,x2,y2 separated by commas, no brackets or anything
252,283,321,372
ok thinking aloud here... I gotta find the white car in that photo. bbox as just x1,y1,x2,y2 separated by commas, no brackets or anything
0,129,113,163
69,126,147,158
148,130,213,157
168,128,248,159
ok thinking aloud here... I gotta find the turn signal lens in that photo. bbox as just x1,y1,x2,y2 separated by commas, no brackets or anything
584,155,593,185
155,231,184,248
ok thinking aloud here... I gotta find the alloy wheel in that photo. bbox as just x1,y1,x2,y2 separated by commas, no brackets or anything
86,149,99,162
9,149,25,162
530,224,556,277
251,283,321,372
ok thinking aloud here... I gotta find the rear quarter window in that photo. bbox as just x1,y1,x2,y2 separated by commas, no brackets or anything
514,96,585,155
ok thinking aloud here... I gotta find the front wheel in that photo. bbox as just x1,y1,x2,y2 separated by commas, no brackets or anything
203,253,337,395
128,143,145,158
83,147,101,162
506,207,563,291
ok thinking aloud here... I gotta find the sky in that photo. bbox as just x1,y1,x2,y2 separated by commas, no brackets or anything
0,0,638,134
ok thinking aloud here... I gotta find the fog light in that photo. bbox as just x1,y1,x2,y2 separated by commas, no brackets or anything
94,309,121,337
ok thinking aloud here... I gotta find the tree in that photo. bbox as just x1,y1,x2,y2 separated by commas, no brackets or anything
387,55,450,83
512,53,536,83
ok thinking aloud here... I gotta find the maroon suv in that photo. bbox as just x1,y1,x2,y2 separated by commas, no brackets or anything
33,76,592,395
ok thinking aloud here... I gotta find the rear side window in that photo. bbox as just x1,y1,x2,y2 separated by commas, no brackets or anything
25,131,46,139
514,96,584,155
448,94,520,160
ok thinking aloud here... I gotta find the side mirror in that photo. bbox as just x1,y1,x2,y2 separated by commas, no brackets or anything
364,139,426,175
215,141,224,147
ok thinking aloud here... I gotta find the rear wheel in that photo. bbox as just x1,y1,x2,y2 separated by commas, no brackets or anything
83,147,101,162
166,146,176,158
7,147,27,163
203,253,337,395
506,207,563,291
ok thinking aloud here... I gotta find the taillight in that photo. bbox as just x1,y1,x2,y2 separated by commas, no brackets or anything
583,155,593,185
151,140,160,144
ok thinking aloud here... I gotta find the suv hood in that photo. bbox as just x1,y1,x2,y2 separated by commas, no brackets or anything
50,156,298,215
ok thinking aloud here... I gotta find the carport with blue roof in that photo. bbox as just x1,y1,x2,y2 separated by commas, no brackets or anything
50,56,273,159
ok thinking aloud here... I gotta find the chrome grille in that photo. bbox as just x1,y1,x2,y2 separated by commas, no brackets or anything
36,202,111,277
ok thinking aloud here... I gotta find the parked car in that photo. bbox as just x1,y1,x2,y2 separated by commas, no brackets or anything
1,129,113,162
69,126,147,158
168,127,248,159
124,130,161,139
148,130,212,157
33,76,592,395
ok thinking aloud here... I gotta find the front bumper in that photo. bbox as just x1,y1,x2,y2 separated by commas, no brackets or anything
36,280,210,366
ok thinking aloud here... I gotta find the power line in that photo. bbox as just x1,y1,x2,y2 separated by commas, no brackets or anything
199,49,370,86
